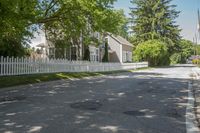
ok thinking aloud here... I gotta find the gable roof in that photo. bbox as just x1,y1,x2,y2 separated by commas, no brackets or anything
107,33,133,47
36,43,47,48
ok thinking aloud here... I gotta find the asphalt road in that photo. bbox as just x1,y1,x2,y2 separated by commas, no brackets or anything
0,65,196,133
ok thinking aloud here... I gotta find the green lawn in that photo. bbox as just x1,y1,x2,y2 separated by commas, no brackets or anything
0,67,150,89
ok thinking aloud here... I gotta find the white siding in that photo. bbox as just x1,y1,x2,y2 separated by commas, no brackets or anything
107,36,122,62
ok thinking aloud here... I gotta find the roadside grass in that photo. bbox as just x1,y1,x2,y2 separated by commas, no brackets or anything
0,67,151,89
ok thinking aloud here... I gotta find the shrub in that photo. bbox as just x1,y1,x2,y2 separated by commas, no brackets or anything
134,40,169,66
170,53,182,64
170,39,194,64
192,59,200,64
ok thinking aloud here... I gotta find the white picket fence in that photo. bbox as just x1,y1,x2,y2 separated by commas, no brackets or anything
0,56,148,76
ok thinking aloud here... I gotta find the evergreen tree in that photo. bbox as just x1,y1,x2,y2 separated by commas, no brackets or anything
102,41,109,62
130,0,181,53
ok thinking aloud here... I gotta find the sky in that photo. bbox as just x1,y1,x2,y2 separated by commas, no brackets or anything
114,0,200,42
31,0,200,47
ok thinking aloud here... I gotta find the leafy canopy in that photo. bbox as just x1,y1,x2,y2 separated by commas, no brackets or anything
134,40,169,66
0,0,128,57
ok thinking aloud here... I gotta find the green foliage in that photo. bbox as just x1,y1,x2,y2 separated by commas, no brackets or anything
0,37,30,57
102,41,109,62
113,10,129,38
0,0,38,57
192,59,200,65
134,40,169,66
130,0,181,54
170,39,194,64
179,39,194,63
53,39,70,59
170,53,182,64
41,0,129,60
40,0,126,43
1,0,128,58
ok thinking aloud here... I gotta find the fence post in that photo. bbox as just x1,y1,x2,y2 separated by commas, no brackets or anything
0,56,2,76
11,57,13,75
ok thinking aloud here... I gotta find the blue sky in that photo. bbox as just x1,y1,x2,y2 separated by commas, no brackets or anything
114,0,200,42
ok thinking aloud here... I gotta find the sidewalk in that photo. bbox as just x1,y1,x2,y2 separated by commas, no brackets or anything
191,67,200,127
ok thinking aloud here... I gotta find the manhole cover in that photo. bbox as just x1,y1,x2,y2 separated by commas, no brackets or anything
0,96,26,102
123,110,145,116
70,100,102,111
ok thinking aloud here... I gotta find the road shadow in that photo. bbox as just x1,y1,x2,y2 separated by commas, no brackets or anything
0,71,192,133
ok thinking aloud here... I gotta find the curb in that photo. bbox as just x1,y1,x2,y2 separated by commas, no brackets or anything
191,68,200,130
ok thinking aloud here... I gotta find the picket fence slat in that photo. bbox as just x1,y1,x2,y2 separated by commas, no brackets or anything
0,56,148,76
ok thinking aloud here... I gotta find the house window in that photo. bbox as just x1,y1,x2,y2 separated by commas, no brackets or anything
89,46,99,62
49,47,55,58
126,52,129,62
127,51,132,62
123,51,132,63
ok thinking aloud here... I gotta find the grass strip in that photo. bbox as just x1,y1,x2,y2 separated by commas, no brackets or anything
0,67,151,89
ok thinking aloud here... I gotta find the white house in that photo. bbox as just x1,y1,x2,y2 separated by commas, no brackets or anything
36,33,133,63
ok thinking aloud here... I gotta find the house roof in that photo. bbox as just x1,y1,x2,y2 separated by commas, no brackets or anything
36,43,48,48
108,33,133,47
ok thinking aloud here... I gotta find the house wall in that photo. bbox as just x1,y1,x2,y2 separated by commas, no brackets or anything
122,45,133,52
122,45,133,62
89,45,99,62
107,36,122,62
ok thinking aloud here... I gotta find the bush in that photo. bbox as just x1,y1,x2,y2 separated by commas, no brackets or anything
170,39,194,64
134,40,169,66
170,53,182,64
192,59,200,64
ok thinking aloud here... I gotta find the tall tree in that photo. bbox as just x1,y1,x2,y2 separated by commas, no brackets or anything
0,0,128,58
0,0,39,57
38,0,126,59
130,0,181,53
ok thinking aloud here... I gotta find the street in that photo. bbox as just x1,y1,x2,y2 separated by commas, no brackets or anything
0,65,197,133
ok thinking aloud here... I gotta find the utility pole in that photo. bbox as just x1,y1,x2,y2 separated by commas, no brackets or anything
197,9,200,55
193,37,196,55
198,9,200,38
198,9,200,44
195,33,198,55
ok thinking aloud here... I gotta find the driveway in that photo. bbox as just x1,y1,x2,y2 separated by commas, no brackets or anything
0,65,196,133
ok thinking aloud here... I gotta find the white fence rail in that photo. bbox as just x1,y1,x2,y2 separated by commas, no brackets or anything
0,56,148,76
